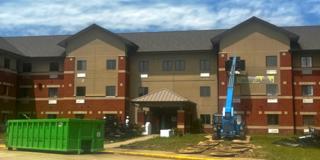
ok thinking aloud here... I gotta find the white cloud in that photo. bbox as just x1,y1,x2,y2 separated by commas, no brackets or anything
0,0,307,35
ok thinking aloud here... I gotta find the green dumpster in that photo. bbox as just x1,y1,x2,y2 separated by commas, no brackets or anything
5,118,105,154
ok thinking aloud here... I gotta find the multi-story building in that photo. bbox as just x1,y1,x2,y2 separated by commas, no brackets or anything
0,17,319,134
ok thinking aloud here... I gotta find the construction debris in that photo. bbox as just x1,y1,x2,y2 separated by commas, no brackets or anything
178,135,257,157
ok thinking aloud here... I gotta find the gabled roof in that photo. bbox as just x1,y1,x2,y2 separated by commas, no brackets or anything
0,37,23,55
58,24,138,50
211,16,300,44
132,88,190,102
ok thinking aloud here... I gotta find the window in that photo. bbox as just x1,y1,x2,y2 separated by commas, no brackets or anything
1,113,8,125
106,59,116,70
200,114,211,124
301,56,312,68
49,62,59,72
303,115,315,126
77,60,87,71
175,60,185,71
266,84,278,96
4,58,10,69
48,88,58,98
22,63,32,72
266,56,277,67
200,86,210,97
47,114,57,119
139,60,149,73
75,114,85,119
138,87,148,96
0,85,9,96
76,87,86,97
20,88,29,97
267,114,279,125
200,59,210,72
302,85,313,96
162,60,173,71
106,86,116,96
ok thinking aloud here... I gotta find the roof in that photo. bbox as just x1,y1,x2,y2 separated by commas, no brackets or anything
119,29,224,52
132,89,190,102
0,18,320,57
0,37,23,55
58,24,138,50
211,16,299,44
4,35,68,57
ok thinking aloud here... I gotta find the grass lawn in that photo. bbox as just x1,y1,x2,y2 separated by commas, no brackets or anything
121,134,207,151
251,135,320,160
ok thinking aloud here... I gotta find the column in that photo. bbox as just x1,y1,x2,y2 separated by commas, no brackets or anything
177,109,185,134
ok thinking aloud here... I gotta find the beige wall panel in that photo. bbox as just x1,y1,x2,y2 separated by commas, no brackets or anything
67,29,126,97
129,51,218,114
220,23,290,96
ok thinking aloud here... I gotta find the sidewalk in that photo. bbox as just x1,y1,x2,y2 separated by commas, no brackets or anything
104,134,158,149
104,148,256,160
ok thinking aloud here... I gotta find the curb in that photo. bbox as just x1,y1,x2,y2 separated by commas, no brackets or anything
103,149,220,160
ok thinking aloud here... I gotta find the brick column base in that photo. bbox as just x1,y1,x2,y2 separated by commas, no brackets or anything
137,109,145,126
177,110,185,134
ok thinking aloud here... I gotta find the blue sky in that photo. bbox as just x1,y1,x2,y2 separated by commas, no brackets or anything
0,0,320,36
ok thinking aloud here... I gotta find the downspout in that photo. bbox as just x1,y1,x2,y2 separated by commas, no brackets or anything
291,51,297,135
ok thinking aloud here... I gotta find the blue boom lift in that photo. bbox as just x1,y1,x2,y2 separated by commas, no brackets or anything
213,56,245,139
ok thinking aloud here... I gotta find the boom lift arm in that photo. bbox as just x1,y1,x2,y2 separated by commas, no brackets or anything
213,56,245,139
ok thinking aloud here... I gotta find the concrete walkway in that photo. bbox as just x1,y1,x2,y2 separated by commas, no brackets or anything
104,135,158,149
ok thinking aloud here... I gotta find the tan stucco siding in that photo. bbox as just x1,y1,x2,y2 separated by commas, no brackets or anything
129,51,218,115
220,23,290,95
66,30,126,97
20,59,64,73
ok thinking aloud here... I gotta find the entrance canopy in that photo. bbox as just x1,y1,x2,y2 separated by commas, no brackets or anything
132,88,194,107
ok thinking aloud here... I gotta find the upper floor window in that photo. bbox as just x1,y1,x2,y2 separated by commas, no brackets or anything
200,86,211,97
106,59,116,70
48,88,58,98
138,87,148,96
76,86,86,97
266,56,277,67
266,84,278,96
162,60,173,71
303,115,315,126
22,63,32,72
49,62,59,72
175,60,185,71
106,86,116,96
139,60,149,73
77,60,87,71
0,85,9,96
267,114,279,125
20,88,29,97
200,59,210,72
200,114,211,124
301,56,312,68
302,85,313,96
4,58,10,69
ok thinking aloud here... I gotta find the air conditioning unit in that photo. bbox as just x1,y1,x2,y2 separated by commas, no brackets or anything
48,99,57,104
200,73,210,77
268,128,279,133
303,98,313,103
49,74,58,79
302,69,312,75
77,73,86,78
267,98,278,103
140,74,148,78
76,99,85,104
266,69,277,75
